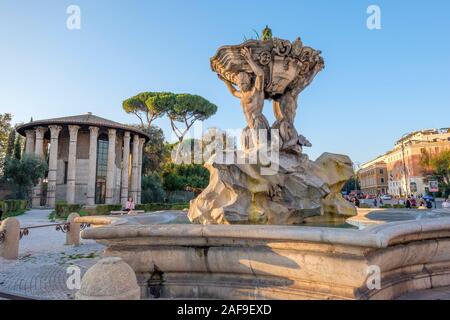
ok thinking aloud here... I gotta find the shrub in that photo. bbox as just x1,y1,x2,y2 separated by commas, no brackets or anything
0,199,27,216
141,174,166,203
136,203,189,212
380,204,393,209
55,202,82,218
94,204,122,215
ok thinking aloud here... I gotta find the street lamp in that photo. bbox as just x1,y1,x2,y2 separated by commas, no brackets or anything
400,133,410,198
354,162,361,196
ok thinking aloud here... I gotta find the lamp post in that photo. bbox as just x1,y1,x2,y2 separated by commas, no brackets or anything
400,134,410,198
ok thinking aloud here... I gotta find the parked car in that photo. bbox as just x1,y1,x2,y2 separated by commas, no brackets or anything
380,195,392,200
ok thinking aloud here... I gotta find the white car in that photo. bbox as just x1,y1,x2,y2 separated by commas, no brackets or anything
380,195,392,200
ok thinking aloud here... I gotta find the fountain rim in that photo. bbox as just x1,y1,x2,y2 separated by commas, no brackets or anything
80,217,450,249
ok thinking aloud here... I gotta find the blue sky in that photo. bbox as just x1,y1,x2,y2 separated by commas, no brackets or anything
1,0,449,164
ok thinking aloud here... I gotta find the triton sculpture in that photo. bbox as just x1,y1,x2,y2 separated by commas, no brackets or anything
188,33,356,225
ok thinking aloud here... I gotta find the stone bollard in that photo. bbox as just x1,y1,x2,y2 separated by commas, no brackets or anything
75,257,141,300
66,212,80,246
0,218,20,260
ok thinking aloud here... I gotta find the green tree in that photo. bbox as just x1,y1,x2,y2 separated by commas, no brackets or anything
123,92,172,128
342,177,360,194
3,154,48,198
5,128,16,158
161,163,209,194
421,149,450,197
131,125,168,173
141,174,166,203
14,135,23,160
123,92,217,142
0,113,12,176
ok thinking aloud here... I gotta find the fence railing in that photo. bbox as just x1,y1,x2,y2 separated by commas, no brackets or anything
0,213,90,259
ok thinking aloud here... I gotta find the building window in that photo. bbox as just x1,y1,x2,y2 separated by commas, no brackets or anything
379,169,383,174
95,135,108,204
381,178,385,183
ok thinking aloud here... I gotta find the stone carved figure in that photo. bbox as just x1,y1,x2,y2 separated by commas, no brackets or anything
222,47,270,150
188,36,356,225
272,56,324,153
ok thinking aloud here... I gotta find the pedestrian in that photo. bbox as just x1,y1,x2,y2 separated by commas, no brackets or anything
410,198,417,208
354,197,360,208
0,208,3,221
373,198,378,207
443,199,450,209
379,198,384,206
405,198,411,209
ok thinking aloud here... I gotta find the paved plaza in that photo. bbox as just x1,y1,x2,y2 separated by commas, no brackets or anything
0,209,187,300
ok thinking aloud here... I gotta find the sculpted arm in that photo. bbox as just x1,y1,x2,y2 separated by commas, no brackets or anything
223,78,242,99
241,47,264,91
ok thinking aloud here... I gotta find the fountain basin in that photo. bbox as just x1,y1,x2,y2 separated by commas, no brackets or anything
81,218,450,300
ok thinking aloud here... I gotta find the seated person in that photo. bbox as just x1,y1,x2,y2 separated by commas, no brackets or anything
124,197,135,213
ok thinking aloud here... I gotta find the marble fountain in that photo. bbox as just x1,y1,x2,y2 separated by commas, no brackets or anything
78,36,450,300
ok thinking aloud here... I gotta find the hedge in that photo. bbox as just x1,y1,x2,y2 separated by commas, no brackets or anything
0,199,28,215
55,202,82,218
53,202,189,218
136,203,189,212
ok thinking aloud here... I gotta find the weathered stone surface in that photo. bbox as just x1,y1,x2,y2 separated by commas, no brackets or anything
81,218,450,300
188,151,355,224
66,212,80,246
188,150,330,225
313,153,357,217
75,257,140,300
0,218,20,260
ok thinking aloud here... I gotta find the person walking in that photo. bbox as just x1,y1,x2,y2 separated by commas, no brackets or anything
443,199,450,209
373,198,378,207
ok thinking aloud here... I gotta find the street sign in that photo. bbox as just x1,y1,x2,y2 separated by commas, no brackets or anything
429,181,439,192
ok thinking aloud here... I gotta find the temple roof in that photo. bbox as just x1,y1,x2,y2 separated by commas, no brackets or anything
16,113,150,140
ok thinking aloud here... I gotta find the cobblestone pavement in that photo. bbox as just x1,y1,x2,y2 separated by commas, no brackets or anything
0,209,104,300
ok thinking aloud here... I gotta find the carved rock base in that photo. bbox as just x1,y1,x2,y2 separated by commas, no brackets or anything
188,150,355,225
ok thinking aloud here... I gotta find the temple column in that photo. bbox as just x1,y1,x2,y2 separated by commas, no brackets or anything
130,134,139,202
137,138,145,204
120,131,131,207
86,126,99,206
66,125,80,204
105,129,116,204
32,127,47,207
24,130,35,155
46,125,62,208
